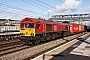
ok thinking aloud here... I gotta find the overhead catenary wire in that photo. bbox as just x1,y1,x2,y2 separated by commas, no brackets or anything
22,0,48,11
28,0,51,10
0,8,29,16
58,0,82,21
0,4,28,19
36,0,69,14
58,0,76,12
0,3,45,17
36,0,80,21
23,0,75,19
0,4,31,17
36,0,56,9
22,0,66,19
23,0,63,14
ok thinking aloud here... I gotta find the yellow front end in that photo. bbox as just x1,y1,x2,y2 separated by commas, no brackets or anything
20,28,36,37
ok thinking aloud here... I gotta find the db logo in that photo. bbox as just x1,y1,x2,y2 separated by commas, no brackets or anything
74,27,78,30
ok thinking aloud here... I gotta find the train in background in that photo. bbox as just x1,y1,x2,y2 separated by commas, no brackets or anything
0,19,20,33
0,24,20,33
86,26,90,32
20,17,88,45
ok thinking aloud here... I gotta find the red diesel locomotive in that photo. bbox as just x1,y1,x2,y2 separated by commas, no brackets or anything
20,18,86,45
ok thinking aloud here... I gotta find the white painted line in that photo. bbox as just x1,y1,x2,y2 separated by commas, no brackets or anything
0,32,20,35
31,39,76,60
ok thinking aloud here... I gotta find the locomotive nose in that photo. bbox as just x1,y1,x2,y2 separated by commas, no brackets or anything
20,28,36,37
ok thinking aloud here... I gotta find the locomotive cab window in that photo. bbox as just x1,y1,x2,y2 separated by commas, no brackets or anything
36,24,40,29
20,23,26,28
28,23,34,28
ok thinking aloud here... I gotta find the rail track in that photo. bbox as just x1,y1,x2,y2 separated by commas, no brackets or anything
0,34,20,41
0,37,24,56
0,32,89,60
0,31,71,55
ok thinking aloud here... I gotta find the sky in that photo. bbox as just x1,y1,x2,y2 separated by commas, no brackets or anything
0,0,90,20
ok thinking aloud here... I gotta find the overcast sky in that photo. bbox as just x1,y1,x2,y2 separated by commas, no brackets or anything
0,0,90,20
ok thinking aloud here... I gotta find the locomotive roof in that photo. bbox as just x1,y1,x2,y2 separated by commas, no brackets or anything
21,17,69,25
21,18,45,22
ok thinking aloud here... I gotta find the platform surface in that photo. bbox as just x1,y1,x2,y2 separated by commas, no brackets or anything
32,36,90,60
50,37,90,60
0,32,20,35
70,37,90,57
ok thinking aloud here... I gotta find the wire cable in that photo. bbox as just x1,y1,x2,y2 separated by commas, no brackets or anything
22,0,48,11
28,0,50,10
58,0,75,12
0,3,45,16
36,0,69,14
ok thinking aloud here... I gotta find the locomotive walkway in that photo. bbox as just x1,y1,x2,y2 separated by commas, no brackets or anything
31,33,90,60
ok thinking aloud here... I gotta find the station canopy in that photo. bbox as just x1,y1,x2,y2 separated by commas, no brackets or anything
0,19,20,25
49,14,90,22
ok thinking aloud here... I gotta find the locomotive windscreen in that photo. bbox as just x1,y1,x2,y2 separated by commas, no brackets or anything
28,23,34,28
20,23,26,28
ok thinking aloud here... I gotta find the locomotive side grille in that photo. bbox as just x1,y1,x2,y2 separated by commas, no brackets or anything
46,24,52,31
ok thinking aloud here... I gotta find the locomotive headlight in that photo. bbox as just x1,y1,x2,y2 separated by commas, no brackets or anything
26,30,28,34
26,32,28,34
26,30,28,32
31,34,34,36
